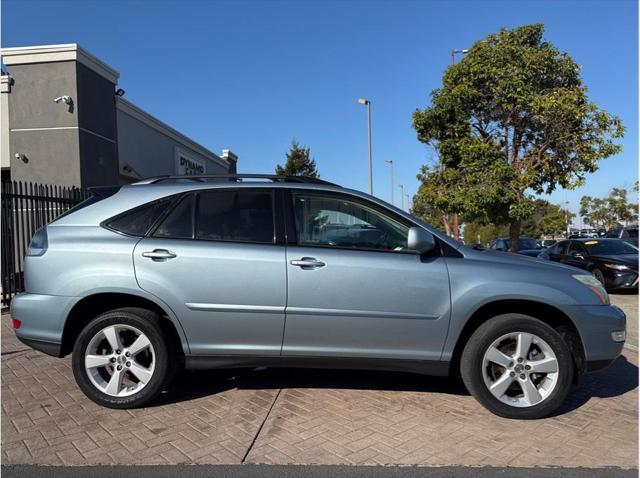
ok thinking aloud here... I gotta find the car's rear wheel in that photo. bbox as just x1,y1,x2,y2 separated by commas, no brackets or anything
72,307,172,408
460,314,574,419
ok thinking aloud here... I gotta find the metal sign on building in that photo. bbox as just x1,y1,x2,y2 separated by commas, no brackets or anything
176,151,205,175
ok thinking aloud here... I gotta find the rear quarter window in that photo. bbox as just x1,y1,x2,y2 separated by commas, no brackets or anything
104,199,173,237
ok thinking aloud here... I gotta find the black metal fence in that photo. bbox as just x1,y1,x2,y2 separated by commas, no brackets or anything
1,181,88,305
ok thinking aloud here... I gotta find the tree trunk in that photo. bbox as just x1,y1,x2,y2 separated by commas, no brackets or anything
508,220,521,252
442,213,452,237
453,212,460,241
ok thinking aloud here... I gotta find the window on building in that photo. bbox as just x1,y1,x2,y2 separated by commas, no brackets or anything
196,190,275,244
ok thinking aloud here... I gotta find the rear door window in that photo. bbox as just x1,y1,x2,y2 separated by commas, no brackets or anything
196,189,275,244
153,194,194,239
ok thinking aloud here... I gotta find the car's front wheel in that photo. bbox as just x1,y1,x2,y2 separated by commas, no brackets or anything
460,314,574,419
592,268,606,287
72,307,172,408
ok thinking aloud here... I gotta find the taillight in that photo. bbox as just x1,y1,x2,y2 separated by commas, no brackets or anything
12,319,21,329
26,227,48,256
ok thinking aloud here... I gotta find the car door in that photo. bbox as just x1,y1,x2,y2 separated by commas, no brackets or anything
281,189,451,361
133,188,287,356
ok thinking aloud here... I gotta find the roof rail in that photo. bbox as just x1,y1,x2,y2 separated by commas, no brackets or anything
133,174,340,187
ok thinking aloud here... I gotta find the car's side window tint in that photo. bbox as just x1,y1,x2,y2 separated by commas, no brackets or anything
106,199,173,237
569,242,587,254
196,190,275,244
555,241,569,254
291,191,409,252
153,194,194,239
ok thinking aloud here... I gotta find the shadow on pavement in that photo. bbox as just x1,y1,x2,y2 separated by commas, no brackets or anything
154,354,637,415
554,354,638,415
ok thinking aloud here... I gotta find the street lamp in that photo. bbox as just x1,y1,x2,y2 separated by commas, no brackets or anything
451,48,469,65
385,159,394,205
358,98,373,195
405,193,410,212
398,184,405,210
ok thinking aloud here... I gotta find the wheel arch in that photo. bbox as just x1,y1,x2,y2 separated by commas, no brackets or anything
450,299,586,377
61,292,187,358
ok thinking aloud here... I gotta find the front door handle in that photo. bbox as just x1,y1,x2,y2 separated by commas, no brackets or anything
290,257,326,269
142,249,177,261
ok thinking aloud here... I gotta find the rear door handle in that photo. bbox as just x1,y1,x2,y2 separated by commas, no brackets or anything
290,257,326,269
142,249,177,261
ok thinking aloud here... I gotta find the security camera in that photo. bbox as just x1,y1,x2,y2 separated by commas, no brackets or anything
115,88,125,97
53,95,72,105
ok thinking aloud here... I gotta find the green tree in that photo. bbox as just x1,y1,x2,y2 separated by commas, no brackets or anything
580,187,638,229
413,23,624,252
538,203,574,237
275,139,319,177
462,221,508,245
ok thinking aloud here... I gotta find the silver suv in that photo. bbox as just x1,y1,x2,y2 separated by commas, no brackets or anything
11,175,626,419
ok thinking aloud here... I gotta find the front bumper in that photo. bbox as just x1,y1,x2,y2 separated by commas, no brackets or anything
564,304,626,373
604,269,638,290
10,293,78,357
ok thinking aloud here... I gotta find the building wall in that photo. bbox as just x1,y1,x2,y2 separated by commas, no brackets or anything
1,76,11,171
116,99,230,182
76,62,119,186
6,61,82,186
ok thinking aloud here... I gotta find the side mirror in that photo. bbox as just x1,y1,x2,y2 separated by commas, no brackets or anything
407,227,436,254
572,252,584,259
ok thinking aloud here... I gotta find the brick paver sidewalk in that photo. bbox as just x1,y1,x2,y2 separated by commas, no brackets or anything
2,313,637,468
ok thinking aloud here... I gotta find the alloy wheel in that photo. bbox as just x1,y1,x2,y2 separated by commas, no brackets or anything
84,324,156,397
481,331,559,408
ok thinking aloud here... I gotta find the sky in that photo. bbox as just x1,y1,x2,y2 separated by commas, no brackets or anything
2,0,638,221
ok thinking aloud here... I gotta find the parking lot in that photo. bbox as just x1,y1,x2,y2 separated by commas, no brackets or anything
1,293,637,470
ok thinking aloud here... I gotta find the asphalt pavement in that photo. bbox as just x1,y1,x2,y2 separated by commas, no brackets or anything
2,465,637,478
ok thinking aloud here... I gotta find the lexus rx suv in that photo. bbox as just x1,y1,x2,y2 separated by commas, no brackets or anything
11,175,626,419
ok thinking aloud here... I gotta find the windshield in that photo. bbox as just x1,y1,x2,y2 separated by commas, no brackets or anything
583,240,639,255
518,238,541,249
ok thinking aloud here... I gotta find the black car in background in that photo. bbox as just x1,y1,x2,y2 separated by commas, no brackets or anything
605,226,639,247
489,237,543,257
538,238,638,291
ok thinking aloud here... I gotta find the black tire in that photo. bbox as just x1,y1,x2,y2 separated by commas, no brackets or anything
72,307,173,409
460,314,574,419
592,268,606,287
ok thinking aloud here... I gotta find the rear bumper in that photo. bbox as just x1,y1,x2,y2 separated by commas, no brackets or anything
10,293,77,357
15,335,62,357
564,304,626,371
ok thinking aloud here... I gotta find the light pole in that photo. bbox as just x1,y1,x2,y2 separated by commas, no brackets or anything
385,159,394,205
358,98,373,195
451,48,468,65
398,184,405,210
405,193,410,212
565,200,571,238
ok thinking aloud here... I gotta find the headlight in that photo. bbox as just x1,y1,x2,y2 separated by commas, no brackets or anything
572,274,609,305
604,263,629,271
